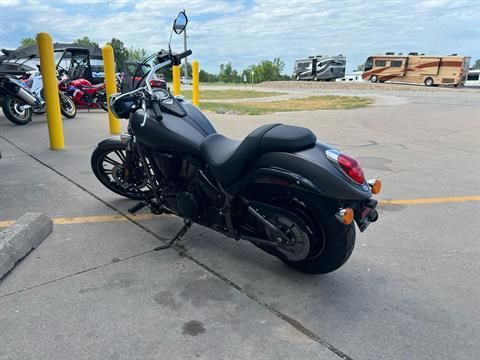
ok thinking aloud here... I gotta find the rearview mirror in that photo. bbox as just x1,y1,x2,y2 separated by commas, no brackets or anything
173,11,188,34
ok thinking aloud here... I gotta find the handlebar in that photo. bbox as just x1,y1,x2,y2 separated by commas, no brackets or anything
172,50,192,65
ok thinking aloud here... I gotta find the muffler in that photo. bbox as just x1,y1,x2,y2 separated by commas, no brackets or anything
15,86,37,106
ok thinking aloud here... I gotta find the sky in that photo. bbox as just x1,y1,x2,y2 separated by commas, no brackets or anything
1,0,479,74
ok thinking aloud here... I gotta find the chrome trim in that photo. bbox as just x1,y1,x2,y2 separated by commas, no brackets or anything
335,208,350,224
120,133,132,143
325,149,340,163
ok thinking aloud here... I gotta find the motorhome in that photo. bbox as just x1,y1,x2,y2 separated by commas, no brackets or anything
465,69,480,87
362,53,470,86
293,55,345,81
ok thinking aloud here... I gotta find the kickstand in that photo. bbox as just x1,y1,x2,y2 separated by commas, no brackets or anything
154,220,192,250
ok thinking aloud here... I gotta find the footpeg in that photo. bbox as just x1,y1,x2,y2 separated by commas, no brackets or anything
128,201,146,214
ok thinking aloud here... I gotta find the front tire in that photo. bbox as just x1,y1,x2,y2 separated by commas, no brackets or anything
91,142,151,200
370,75,378,83
2,95,33,125
60,93,77,118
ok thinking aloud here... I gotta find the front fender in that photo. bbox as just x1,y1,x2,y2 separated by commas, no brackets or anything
248,142,372,200
96,136,124,149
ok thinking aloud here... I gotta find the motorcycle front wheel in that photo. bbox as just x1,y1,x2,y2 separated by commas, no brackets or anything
91,142,152,200
60,93,77,118
2,95,33,125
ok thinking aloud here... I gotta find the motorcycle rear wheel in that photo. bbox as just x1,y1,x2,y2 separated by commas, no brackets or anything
2,95,32,125
252,187,355,274
91,142,152,200
97,91,108,112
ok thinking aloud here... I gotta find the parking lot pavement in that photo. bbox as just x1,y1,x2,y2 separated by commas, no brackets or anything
0,88,479,359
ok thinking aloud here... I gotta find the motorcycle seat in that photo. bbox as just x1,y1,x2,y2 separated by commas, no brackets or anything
201,124,316,185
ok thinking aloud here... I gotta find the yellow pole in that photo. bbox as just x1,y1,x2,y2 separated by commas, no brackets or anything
192,60,199,107
102,45,121,135
37,32,64,150
172,65,181,96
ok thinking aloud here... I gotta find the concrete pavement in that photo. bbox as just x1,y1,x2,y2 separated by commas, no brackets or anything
0,87,479,359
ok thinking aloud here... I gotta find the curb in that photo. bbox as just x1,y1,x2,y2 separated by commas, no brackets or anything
0,213,52,279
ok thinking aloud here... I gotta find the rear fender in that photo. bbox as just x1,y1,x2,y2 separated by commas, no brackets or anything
238,142,372,201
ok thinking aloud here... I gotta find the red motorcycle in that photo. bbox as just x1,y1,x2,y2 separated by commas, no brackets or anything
59,77,108,111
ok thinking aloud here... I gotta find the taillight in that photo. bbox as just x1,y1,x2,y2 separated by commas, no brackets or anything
325,150,365,185
337,154,365,184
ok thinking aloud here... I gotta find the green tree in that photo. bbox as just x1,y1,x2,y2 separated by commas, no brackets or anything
20,37,36,47
244,58,286,83
474,59,480,69
74,36,98,47
128,47,147,61
107,38,129,71
199,69,218,82
218,63,241,83
356,64,364,71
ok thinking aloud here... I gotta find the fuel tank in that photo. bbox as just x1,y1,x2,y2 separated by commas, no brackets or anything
130,100,216,154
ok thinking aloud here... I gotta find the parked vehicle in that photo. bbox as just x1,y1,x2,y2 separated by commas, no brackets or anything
464,69,480,87
21,69,77,118
91,12,381,274
59,75,108,111
362,52,470,86
293,55,346,81
337,70,365,83
180,76,192,84
0,69,76,125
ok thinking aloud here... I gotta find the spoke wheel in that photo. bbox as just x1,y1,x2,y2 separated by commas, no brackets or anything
91,144,152,200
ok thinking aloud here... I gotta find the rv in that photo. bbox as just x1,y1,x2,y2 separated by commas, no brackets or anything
362,53,470,86
465,69,480,87
294,55,345,81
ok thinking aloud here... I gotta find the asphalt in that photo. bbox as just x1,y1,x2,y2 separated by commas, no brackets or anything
0,87,479,359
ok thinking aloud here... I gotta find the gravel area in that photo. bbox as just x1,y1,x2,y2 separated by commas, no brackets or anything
260,80,480,93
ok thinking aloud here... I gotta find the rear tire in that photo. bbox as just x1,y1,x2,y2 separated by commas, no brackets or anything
251,187,355,274
97,91,108,112
2,95,32,125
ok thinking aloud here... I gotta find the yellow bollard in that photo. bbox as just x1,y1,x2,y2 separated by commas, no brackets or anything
37,32,64,150
192,60,199,107
172,65,181,96
102,45,121,135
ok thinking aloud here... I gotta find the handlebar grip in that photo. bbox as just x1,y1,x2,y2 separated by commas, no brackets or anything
172,50,192,65
177,50,192,59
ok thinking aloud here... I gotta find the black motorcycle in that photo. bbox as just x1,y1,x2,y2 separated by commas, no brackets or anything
91,11,380,274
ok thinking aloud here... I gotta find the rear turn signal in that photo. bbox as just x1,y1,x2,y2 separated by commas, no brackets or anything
367,179,382,194
335,208,354,225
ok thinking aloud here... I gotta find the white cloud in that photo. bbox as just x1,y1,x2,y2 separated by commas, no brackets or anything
1,0,479,72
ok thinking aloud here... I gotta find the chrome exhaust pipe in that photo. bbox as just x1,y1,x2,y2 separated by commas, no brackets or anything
15,86,37,106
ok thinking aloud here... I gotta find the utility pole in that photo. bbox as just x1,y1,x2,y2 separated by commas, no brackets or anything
183,10,188,81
